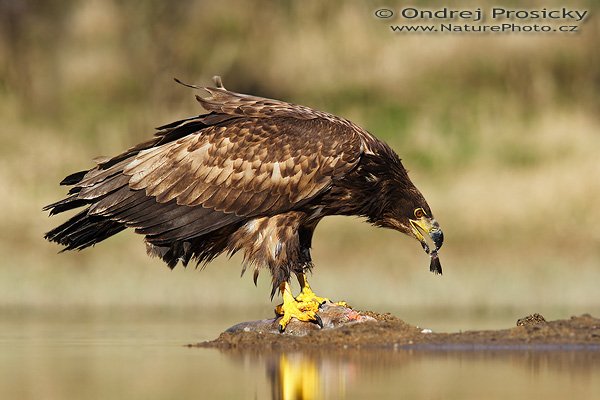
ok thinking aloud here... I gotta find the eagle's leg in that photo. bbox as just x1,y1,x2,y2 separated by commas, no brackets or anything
273,273,325,317
294,272,328,305
295,272,348,308
277,282,323,332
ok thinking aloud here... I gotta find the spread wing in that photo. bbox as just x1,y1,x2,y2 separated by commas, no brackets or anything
49,87,364,247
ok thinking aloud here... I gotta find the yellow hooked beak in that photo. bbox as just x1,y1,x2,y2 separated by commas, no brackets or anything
409,216,444,255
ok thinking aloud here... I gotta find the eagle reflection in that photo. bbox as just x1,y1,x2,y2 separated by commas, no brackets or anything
267,353,352,400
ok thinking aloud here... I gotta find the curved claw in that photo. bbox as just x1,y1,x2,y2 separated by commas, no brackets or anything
277,282,316,332
313,314,323,328
274,303,284,317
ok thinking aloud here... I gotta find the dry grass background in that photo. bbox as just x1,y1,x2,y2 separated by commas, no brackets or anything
1,0,599,327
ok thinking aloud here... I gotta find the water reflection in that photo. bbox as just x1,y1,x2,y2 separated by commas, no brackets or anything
1,314,600,399
221,346,600,400
268,354,321,400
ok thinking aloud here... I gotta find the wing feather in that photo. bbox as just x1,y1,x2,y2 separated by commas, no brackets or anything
201,186,232,209
45,85,378,269
77,159,132,188
190,185,220,206
216,188,244,212
49,92,365,251
78,174,130,199
134,205,212,234
145,211,240,243
123,116,362,219
88,186,137,215
232,192,266,216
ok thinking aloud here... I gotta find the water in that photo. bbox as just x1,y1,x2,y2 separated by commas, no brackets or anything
1,311,599,400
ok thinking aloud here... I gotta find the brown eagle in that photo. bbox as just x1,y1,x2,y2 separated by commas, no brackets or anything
44,77,443,331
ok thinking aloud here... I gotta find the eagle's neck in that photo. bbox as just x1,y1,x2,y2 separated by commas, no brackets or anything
318,142,411,222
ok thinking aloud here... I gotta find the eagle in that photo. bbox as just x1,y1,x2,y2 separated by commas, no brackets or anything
44,77,444,332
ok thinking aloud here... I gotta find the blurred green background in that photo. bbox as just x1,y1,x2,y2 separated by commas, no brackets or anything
1,0,599,329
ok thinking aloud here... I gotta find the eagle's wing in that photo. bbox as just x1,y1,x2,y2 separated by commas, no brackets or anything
61,88,363,246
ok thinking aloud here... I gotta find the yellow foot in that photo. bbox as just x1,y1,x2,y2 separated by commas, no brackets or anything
277,282,323,332
295,273,350,309
295,285,328,305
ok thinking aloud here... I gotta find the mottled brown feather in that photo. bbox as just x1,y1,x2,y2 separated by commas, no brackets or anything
122,116,363,219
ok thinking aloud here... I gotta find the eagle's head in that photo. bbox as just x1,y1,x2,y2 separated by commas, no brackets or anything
337,141,444,273
370,185,444,274
408,206,444,255
358,147,444,273
375,188,444,256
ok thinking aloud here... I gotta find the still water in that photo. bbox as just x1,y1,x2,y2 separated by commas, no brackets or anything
1,310,599,400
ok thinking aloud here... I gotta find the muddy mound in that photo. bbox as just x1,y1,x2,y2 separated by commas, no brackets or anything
191,305,600,350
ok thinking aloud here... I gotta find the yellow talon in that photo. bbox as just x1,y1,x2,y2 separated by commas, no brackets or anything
275,274,349,332
277,282,323,332
295,284,328,305
295,273,349,308
295,273,329,304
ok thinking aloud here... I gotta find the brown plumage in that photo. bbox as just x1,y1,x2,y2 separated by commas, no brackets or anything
44,77,443,299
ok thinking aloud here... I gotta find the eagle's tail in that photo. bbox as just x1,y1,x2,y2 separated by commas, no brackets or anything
44,208,125,251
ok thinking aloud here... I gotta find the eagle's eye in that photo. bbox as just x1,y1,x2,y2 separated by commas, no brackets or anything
414,208,426,218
